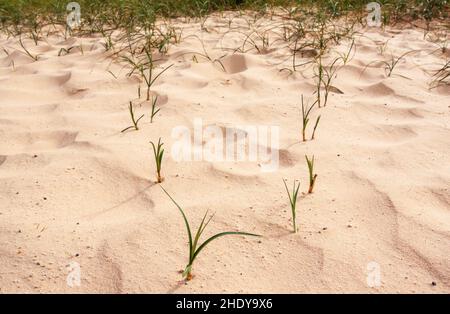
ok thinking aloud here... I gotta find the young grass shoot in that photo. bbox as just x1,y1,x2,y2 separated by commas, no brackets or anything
151,138,164,183
121,101,144,133
305,155,318,193
283,179,301,233
301,95,318,142
161,186,261,281
150,96,160,123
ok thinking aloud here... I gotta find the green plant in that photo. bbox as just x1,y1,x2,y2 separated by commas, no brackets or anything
315,56,324,107
19,37,39,61
377,40,390,56
58,45,84,57
311,115,321,140
305,155,318,193
337,39,355,64
430,60,450,88
363,50,416,77
101,30,114,52
150,96,160,123
283,179,301,233
0,0,448,40
301,95,317,142
180,35,226,71
58,47,72,56
321,57,341,107
121,101,144,133
2,48,15,70
161,186,261,281
151,138,164,183
121,47,174,101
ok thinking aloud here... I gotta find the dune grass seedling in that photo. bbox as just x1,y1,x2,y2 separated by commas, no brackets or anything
305,155,318,194
150,96,160,123
430,60,450,88
283,179,301,233
301,95,318,142
58,47,73,56
161,186,261,281
337,39,355,65
151,138,164,183
121,101,144,133
363,50,416,77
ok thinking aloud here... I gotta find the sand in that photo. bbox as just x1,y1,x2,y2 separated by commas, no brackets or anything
0,13,449,293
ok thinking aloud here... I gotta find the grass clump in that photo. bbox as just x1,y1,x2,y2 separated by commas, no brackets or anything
283,179,301,233
161,186,261,281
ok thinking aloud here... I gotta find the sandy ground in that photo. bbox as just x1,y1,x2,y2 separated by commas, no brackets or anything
0,13,449,293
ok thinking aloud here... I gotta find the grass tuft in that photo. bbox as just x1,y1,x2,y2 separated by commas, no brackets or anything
283,179,301,233
305,155,318,193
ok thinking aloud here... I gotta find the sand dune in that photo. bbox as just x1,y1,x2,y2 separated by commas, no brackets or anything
0,13,449,293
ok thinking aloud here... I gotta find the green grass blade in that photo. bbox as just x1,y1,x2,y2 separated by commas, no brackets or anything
160,186,193,261
193,232,261,262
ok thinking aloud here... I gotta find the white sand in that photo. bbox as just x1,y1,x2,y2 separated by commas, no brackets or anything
0,13,449,293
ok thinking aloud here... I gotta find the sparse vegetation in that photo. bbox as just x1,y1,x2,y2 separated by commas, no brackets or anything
320,57,341,107
18,37,39,61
